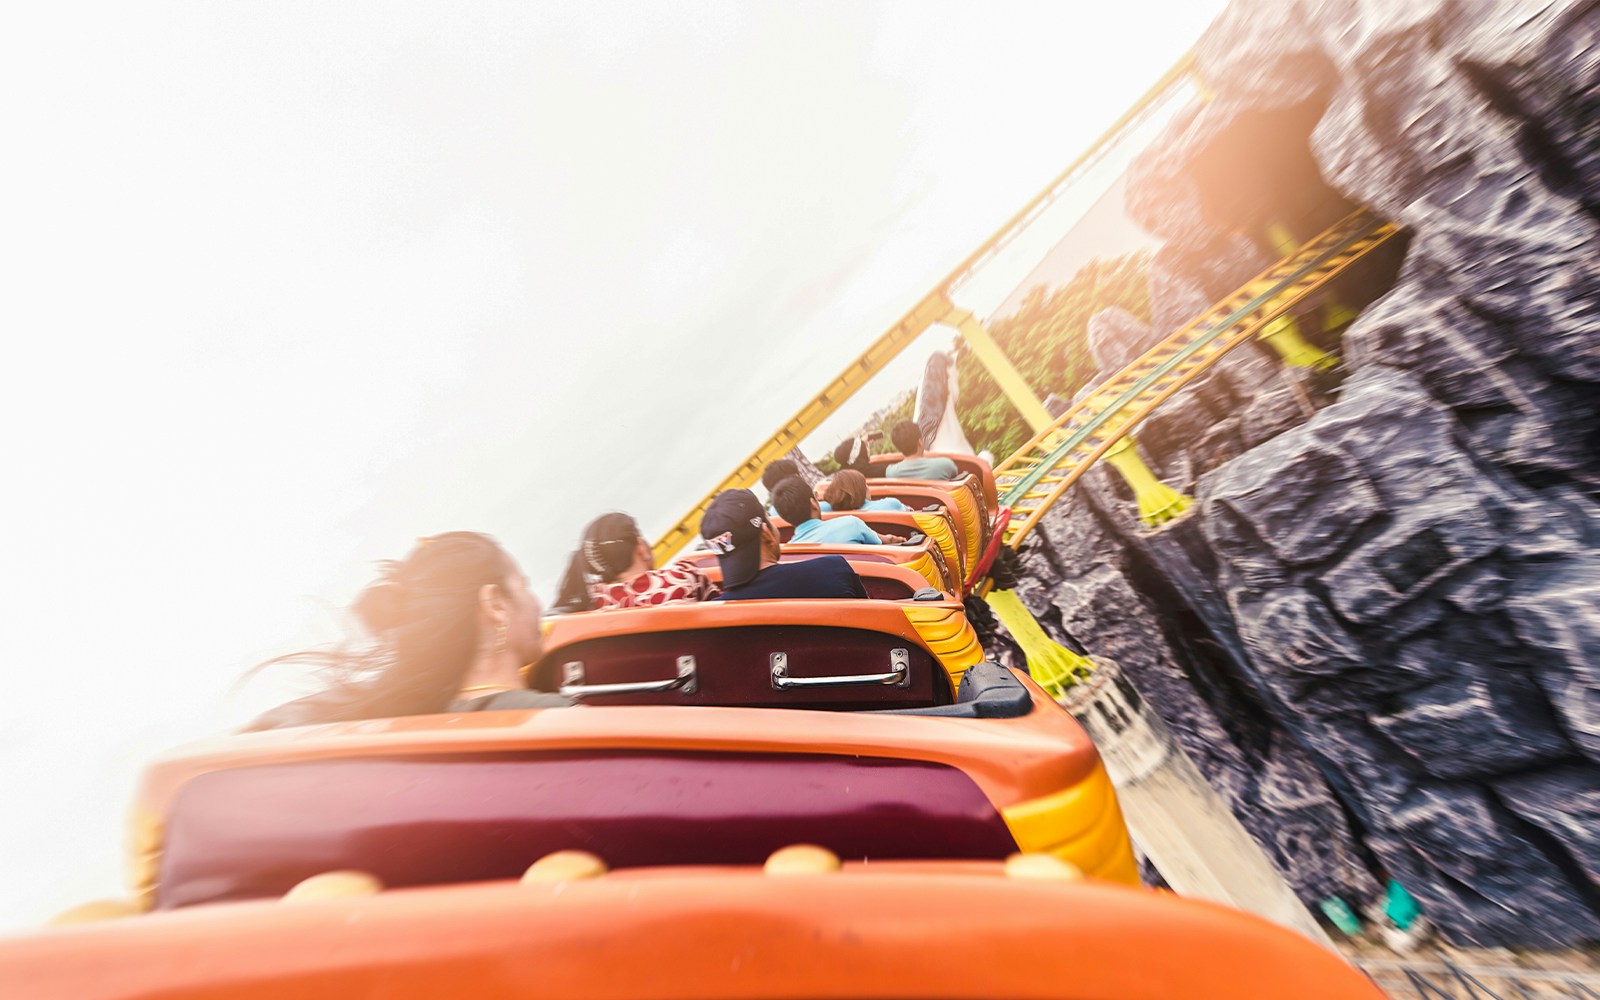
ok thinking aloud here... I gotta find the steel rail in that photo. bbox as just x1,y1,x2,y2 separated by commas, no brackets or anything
651,51,1200,564
995,212,1399,548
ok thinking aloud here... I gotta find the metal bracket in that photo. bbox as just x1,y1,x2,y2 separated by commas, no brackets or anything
770,648,912,690
560,656,699,698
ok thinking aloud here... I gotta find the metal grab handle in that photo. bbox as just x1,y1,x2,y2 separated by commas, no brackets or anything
561,656,698,698
770,649,912,690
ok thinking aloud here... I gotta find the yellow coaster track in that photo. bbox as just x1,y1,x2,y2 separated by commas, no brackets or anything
994,210,1399,549
649,56,1397,568
650,52,1200,566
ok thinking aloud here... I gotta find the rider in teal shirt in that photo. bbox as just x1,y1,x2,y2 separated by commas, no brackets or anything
772,476,900,546
885,420,960,480
790,514,880,545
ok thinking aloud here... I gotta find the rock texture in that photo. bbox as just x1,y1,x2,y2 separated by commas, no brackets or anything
1009,0,1600,948
1204,367,1600,946
1014,484,1381,907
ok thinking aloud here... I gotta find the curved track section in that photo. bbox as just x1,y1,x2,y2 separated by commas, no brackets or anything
994,210,1399,548
650,54,1200,565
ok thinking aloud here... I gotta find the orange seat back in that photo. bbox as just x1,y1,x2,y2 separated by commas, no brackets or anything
532,600,970,709
865,478,986,565
0,864,1386,1000
771,510,966,583
865,453,997,510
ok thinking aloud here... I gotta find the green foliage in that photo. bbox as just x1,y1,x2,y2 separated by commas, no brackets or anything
955,251,1152,459
878,391,916,435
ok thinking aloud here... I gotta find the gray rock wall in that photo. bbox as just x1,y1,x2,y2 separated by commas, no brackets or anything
1013,481,1381,907
1203,366,1600,946
1009,0,1600,948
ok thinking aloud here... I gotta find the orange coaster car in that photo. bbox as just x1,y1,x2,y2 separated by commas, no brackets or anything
698,559,939,601
866,450,1000,509
859,452,1008,590
870,475,987,554
124,663,1133,911
2,855,1382,1000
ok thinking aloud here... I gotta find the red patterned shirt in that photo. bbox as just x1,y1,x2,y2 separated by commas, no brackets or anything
589,562,720,610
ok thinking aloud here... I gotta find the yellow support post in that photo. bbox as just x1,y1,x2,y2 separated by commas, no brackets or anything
985,588,1096,699
1324,301,1361,331
1257,313,1339,370
1101,436,1192,526
1260,223,1339,371
945,306,1054,434
649,291,955,565
1265,223,1301,257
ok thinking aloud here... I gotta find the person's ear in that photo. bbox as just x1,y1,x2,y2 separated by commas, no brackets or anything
478,582,507,624
637,535,655,569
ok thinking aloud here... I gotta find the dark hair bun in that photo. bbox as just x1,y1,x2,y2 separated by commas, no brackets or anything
581,513,640,578
833,437,870,472
354,580,408,635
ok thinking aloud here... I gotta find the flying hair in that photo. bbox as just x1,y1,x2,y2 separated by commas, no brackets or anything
245,532,519,730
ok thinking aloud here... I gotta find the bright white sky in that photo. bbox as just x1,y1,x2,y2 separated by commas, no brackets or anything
0,1,1222,928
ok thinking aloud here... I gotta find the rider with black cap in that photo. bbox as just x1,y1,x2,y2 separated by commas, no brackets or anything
699,489,866,602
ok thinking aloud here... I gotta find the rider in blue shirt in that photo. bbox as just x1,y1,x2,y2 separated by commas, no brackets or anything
791,514,879,545
771,477,905,546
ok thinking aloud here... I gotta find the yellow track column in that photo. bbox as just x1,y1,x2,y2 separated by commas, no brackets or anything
1101,436,1192,526
985,588,1096,699
1258,314,1338,370
1258,223,1339,371
944,306,1054,434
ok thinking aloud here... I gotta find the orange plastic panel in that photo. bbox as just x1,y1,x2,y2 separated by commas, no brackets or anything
868,477,986,562
136,677,1105,836
538,599,971,678
0,863,1383,1000
770,509,966,577
867,454,997,511
813,509,965,578
131,677,1124,904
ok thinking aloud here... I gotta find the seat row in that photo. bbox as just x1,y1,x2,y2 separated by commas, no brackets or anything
537,452,1009,711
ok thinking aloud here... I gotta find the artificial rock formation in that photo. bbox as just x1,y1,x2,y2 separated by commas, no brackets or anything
1011,0,1600,947
1204,367,1600,946
1013,483,1381,909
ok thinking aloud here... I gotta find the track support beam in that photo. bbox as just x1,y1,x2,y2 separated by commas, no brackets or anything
945,306,1054,434
1100,437,1192,526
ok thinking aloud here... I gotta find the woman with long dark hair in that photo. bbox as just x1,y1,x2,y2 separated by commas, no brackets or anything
552,512,718,613
249,532,569,729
